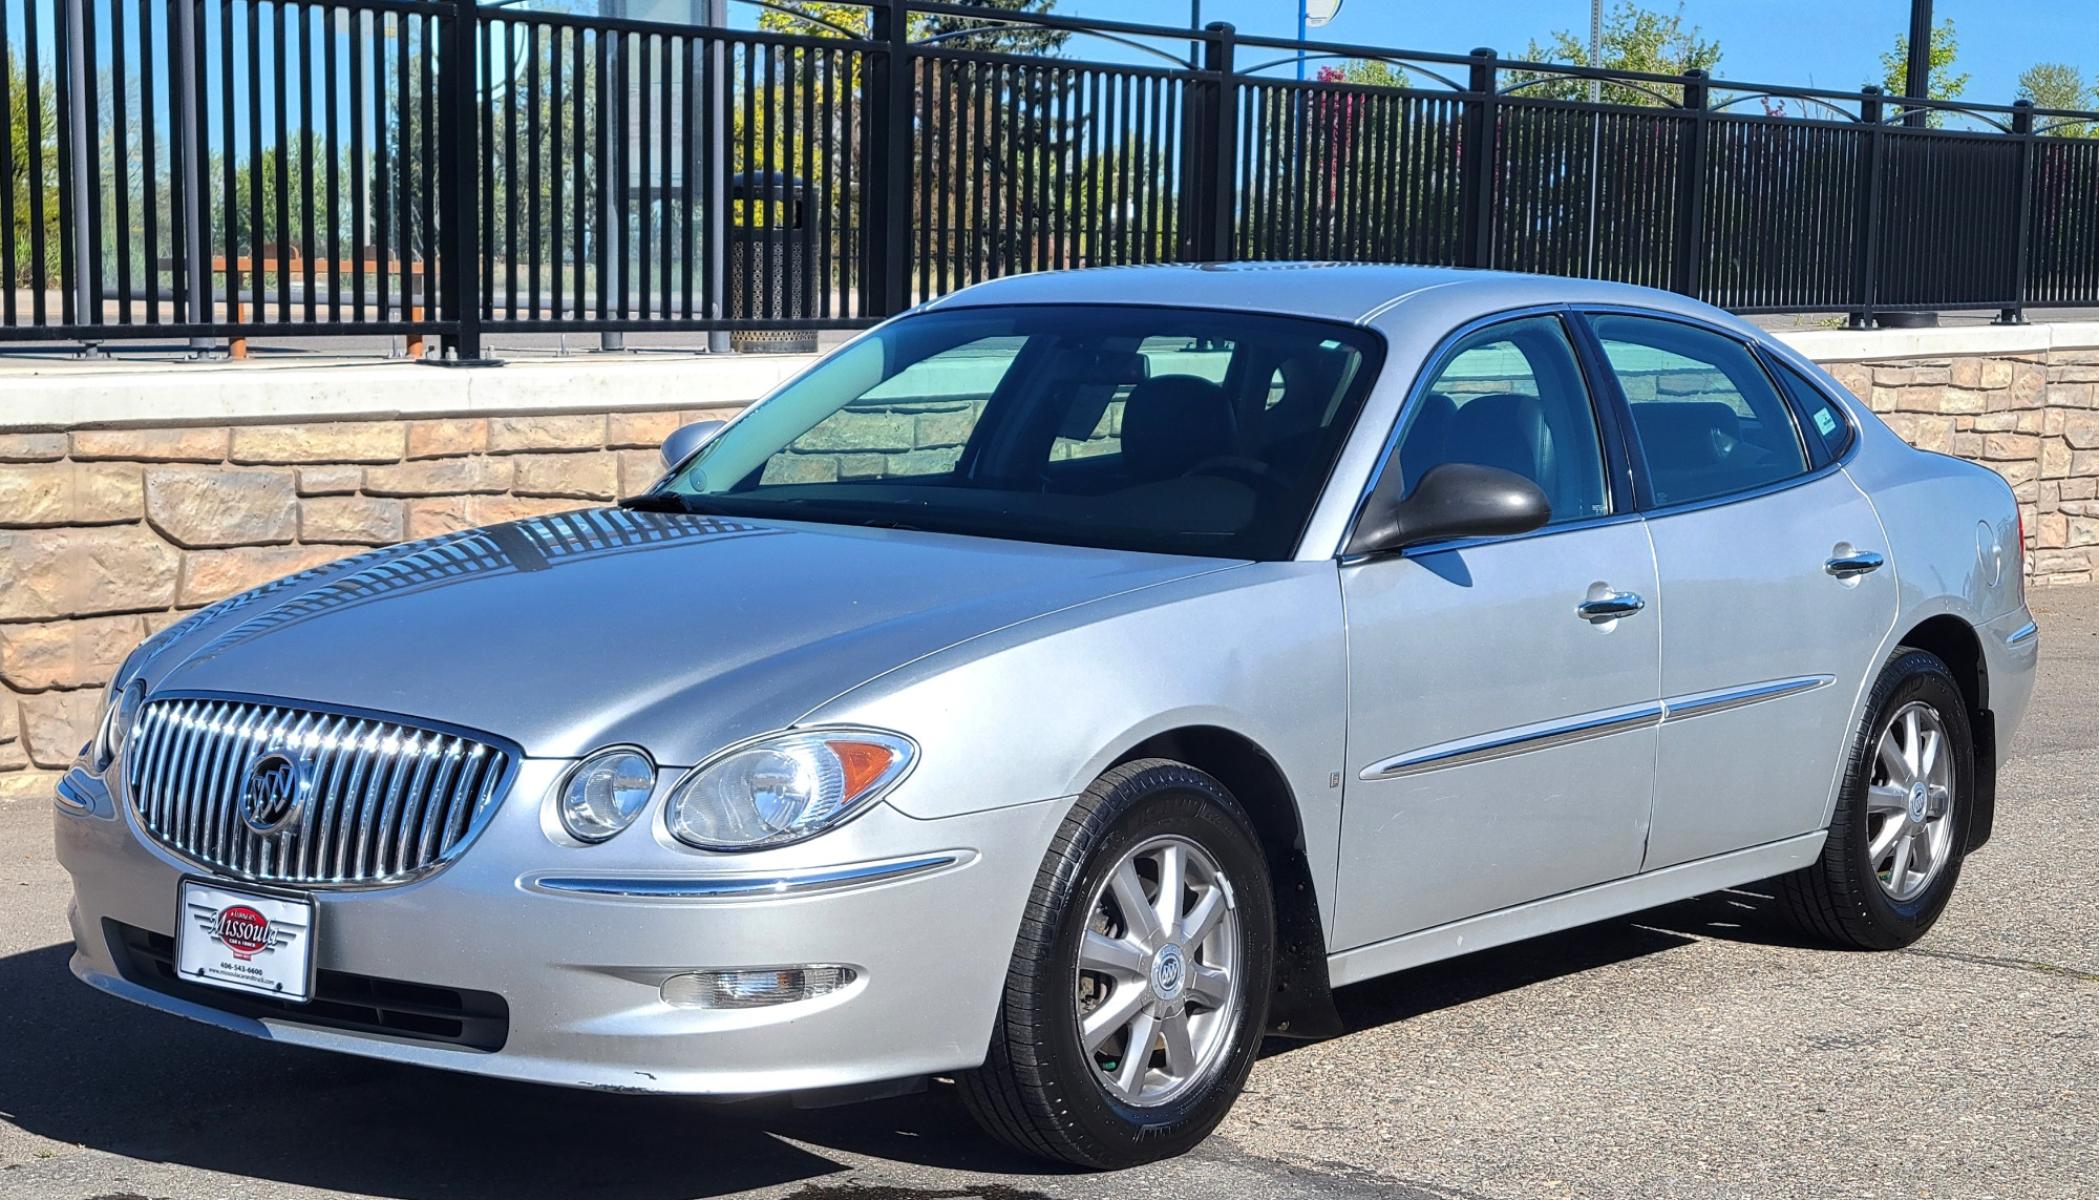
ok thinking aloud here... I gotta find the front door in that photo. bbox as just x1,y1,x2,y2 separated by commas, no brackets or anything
1334,314,1661,951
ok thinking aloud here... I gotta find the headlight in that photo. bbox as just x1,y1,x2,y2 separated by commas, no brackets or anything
92,679,144,771
666,729,914,851
554,747,657,843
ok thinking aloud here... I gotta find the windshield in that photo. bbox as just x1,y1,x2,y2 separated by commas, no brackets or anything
652,305,1383,559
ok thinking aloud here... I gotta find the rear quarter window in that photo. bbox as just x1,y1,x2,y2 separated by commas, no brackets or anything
1770,360,1857,464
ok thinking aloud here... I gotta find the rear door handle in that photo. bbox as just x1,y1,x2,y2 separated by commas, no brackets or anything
1825,549,1885,579
1577,591,1646,623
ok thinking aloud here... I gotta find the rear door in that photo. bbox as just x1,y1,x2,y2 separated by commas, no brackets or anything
1579,312,1898,870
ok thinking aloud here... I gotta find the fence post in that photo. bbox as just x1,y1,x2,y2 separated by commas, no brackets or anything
60,0,104,354
1997,99,2035,326
702,0,730,352
1198,22,1238,262
1671,69,1709,298
1458,48,1498,269
1848,86,1886,330
865,0,912,316
173,0,216,356
438,0,483,360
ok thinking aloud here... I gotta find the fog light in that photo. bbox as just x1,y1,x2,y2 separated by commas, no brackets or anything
661,966,856,1009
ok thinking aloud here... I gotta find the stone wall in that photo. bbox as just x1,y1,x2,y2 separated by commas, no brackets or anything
4,329,2098,805
0,406,736,802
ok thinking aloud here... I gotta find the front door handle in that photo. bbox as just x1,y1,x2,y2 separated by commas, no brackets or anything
1577,591,1646,623
1825,549,1885,579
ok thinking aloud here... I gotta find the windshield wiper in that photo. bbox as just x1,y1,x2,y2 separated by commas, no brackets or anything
618,491,717,514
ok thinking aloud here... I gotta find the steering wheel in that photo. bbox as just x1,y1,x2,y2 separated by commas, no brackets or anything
1186,455,1291,496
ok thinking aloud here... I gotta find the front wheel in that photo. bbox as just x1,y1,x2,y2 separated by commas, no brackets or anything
959,759,1275,1168
1775,648,1973,949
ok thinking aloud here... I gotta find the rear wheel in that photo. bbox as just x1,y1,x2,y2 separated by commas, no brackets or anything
1775,648,1972,949
959,759,1275,1168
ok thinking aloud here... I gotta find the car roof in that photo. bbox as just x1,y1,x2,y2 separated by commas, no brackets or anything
919,262,1764,345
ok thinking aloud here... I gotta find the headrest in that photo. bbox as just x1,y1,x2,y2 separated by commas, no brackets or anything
1120,374,1236,481
1443,392,1554,486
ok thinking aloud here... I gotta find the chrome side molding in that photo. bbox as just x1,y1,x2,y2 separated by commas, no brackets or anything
525,852,972,901
1362,675,1836,781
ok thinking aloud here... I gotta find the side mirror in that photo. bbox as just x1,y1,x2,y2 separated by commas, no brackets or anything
660,420,727,471
1347,462,1551,557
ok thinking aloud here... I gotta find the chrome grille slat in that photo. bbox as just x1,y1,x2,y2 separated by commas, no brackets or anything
123,697,510,887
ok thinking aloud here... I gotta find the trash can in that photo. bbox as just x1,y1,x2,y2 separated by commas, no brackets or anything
729,171,817,354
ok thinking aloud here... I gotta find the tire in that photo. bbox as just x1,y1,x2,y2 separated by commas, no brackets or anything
1775,648,1973,950
958,758,1276,1169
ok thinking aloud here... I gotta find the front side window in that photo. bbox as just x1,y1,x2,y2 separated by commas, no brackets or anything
653,306,1382,559
1388,315,1611,525
1590,314,1810,507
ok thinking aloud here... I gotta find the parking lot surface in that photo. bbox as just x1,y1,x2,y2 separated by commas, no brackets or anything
3,586,2093,1200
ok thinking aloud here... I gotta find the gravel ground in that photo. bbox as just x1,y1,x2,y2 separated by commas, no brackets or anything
2,586,2093,1200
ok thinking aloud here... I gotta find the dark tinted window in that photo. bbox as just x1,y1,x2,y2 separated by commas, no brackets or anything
1391,315,1611,525
1591,314,1809,507
656,306,1381,559
1771,360,1855,463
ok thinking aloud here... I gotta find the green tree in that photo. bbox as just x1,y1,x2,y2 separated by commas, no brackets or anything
5,48,60,289
1879,16,1967,125
2017,61,2096,137
1506,1,1721,106
1333,59,1408,90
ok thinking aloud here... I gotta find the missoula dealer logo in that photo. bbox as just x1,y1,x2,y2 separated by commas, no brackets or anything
211,904,277,960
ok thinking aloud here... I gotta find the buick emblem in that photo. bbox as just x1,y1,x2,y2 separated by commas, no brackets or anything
240,751,306,834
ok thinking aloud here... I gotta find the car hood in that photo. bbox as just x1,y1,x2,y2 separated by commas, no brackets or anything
141,508,1233,762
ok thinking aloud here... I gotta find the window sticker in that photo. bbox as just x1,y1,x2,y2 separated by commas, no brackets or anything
1813,408,1839,437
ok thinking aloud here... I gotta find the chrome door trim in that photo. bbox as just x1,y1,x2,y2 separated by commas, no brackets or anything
1825,549,1886,578
1361,674,1836,781
523,852,972,901
1359,701,1664,781
2007,620,2039,646
1660,675,1835,724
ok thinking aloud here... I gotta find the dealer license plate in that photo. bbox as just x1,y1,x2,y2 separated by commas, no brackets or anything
174,879,316,1003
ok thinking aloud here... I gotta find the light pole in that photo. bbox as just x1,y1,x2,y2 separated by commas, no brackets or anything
1904,0,1932,127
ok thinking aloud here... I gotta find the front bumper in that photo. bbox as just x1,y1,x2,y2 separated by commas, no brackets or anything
55,759,1069,1095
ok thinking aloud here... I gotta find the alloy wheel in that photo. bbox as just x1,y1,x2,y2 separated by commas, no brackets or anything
1867,701,1957,903
1073,835,1241,1107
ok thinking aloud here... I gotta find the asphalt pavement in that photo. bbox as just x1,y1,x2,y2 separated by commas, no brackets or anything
2,586,2094,1200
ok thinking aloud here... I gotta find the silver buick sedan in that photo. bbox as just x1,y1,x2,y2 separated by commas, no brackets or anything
57,265,2037,1168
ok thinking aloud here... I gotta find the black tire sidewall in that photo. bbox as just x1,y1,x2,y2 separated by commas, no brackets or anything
1839,652,1974,938
1035,766,1276,1161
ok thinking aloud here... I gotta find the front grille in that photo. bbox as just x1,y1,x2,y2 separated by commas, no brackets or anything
107,920,509,1051
124,696,513,886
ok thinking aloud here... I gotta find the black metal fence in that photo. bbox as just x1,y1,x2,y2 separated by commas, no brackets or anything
11,0,2099,358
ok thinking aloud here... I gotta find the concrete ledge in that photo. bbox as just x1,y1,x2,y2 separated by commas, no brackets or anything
0,352,824,432
1777,321,2099,364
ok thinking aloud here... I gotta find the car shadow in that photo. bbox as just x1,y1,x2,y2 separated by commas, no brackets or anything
0,890,1788,1198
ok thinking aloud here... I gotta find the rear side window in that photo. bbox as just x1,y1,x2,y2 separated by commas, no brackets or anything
1770,360,1856,464
1590,314,1810,507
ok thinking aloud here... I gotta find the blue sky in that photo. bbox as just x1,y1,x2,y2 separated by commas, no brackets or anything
1028,1,2097,104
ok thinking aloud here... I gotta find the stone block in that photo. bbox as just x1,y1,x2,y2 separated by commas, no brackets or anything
2012,363,2048,408
407,418,489,459
362,457,511,497
2062,478,2097,501
1983,433,2041,461
916,408,975,449
1910,415,1956,454
761,454,840,484
2043,438,2073,480
617,450,663,498
1979,359,2016,389
0,771,62,804
0,615,147,692
2061,412,2099,451
1875,365,1951,387
0,462,142,526
1826,363,1871,398
512,452,619,500
606,410,684,449
467,495,584,526
2037,512,2069,549
406,497,476,541
144,466,298,548
301,495,407,545
2048,384,2095,409
1972,413,2016,433
297,466,363,496
790,411,914,453
18,689,100,768
180,545,349,606
229,421,406,464
2071,517,2099,548
71,426,230,463
0,527,180,620
487,414,605,453
1938,388,1987,414
0,433,67,462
